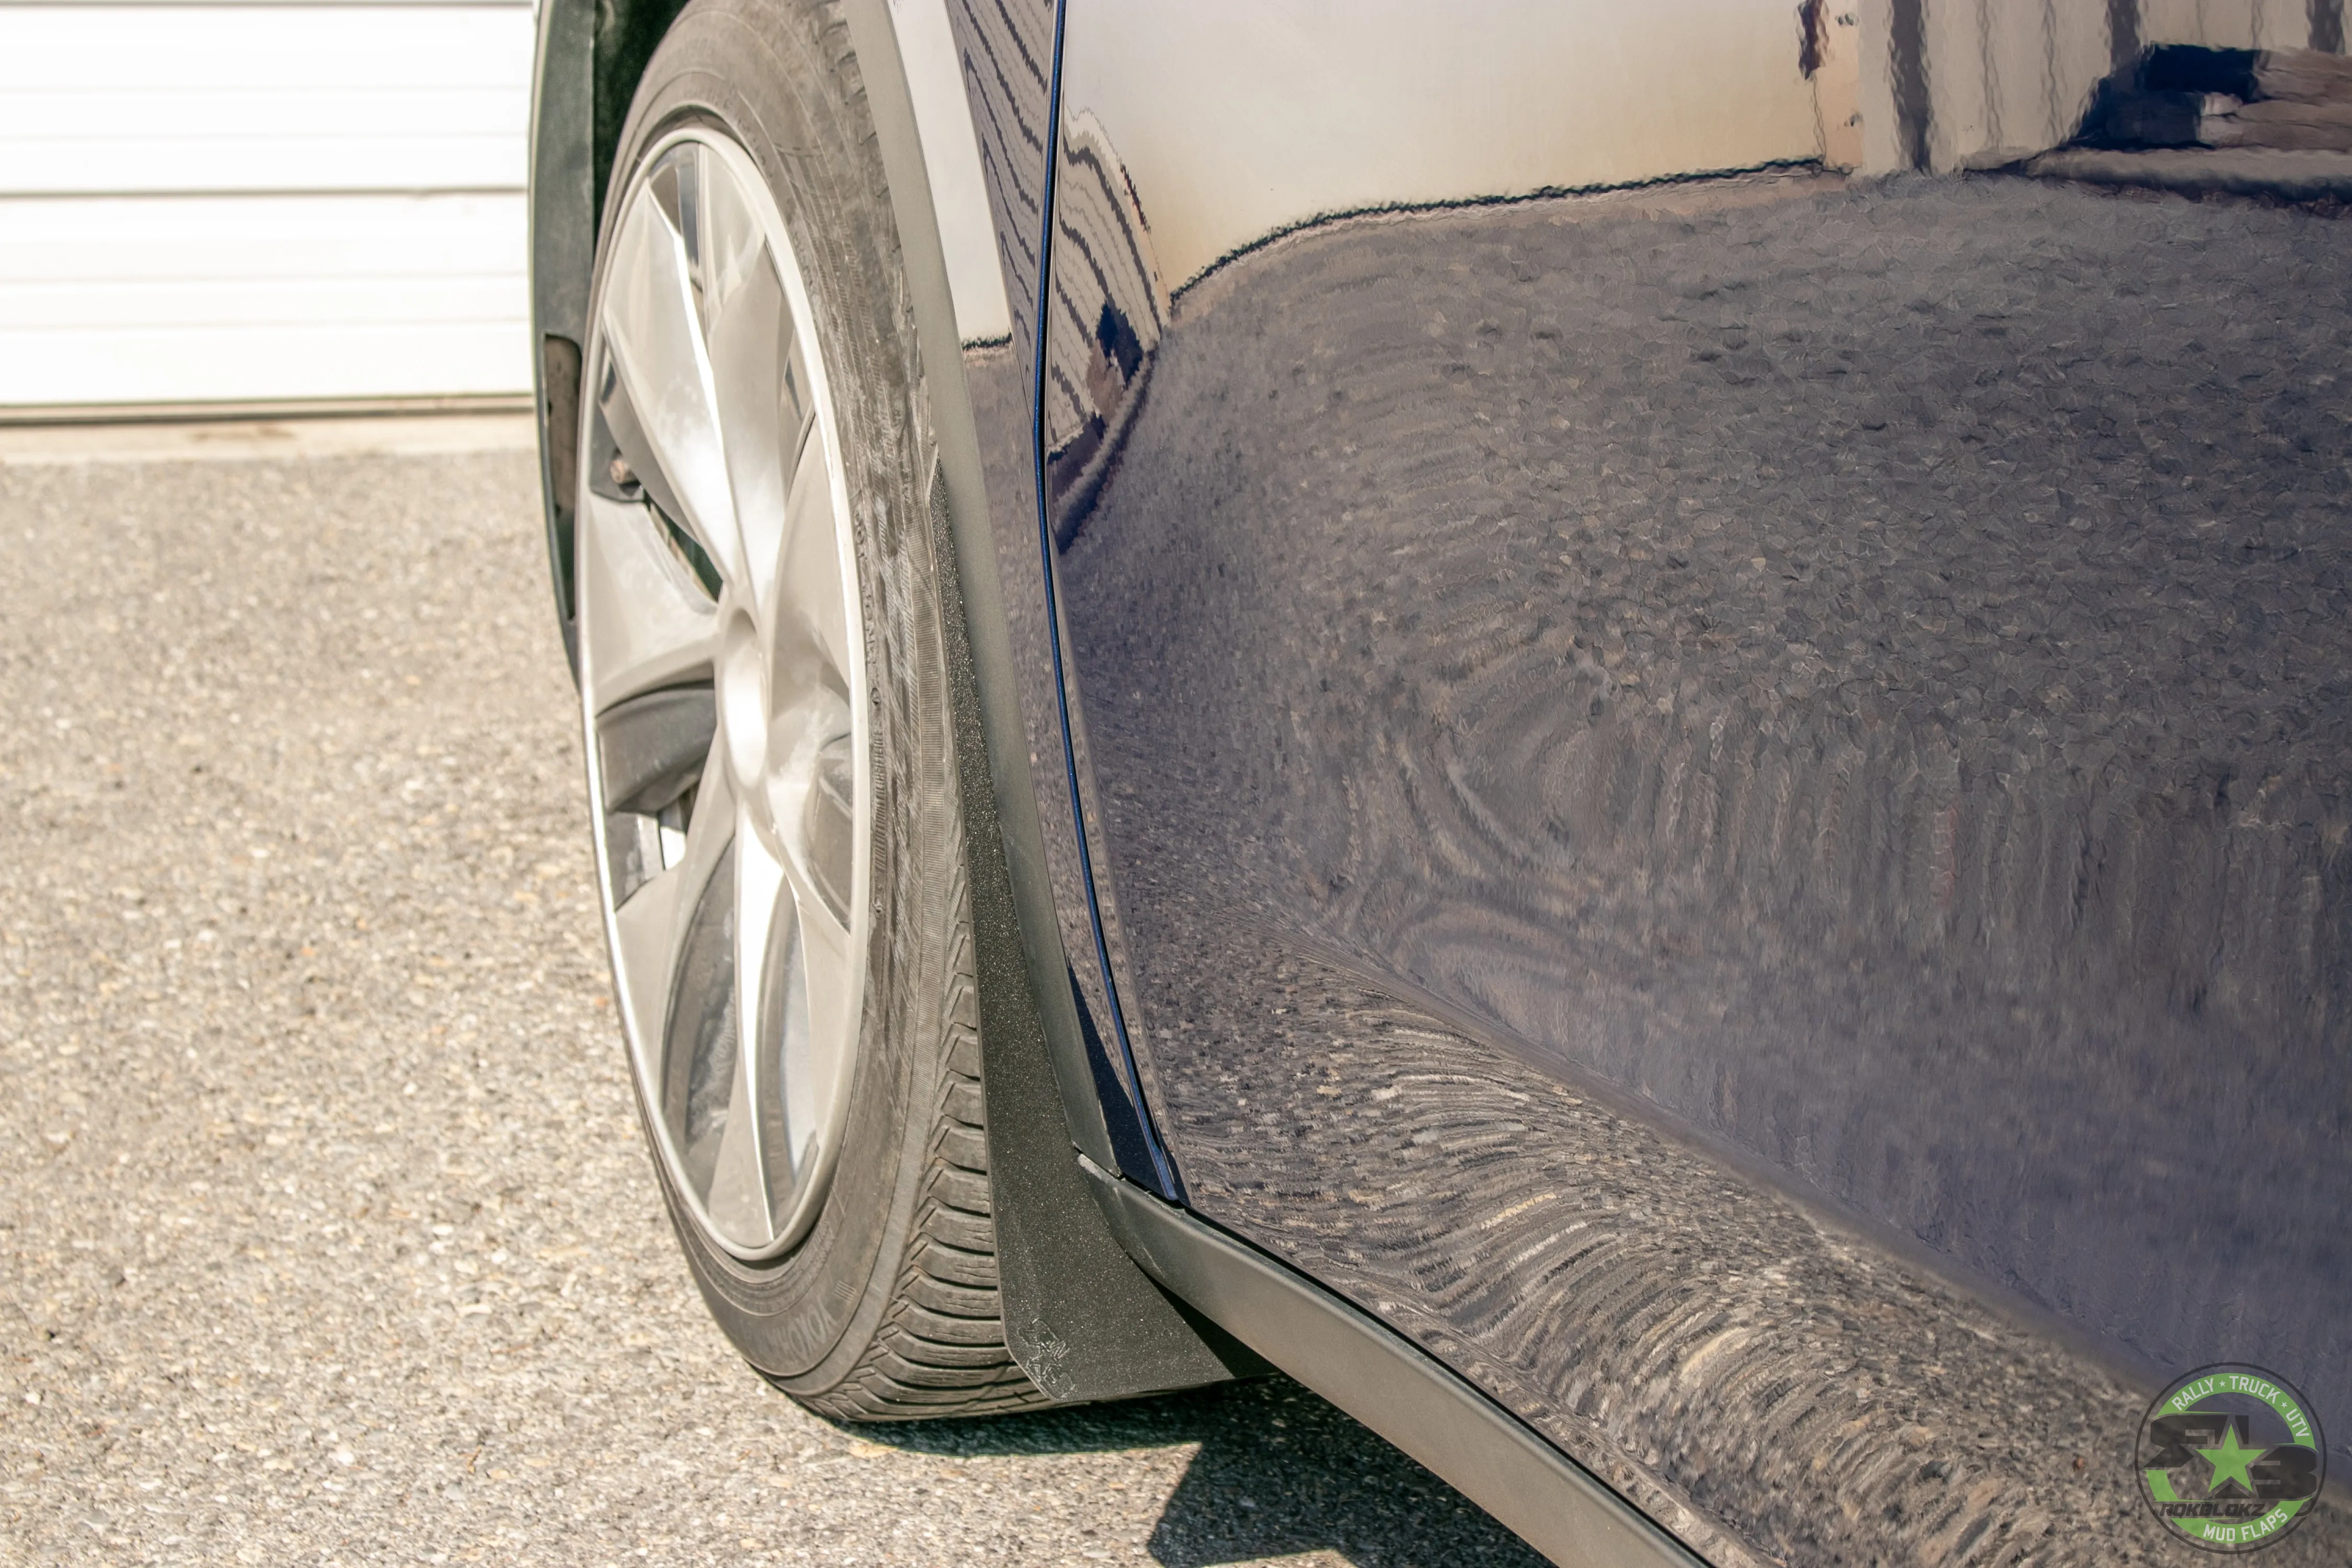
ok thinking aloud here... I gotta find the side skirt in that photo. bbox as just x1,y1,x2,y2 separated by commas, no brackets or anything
1079,1156,1711,1568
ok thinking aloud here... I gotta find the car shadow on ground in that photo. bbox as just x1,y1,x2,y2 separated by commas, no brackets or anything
851,1375,1547,1567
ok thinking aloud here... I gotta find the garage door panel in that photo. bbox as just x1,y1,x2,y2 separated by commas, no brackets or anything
0,7,531,195
0,3,533,409
0,7,532,92
1,134,524,195
0,190,525,408
0,275,523,332
0,86,525,141
0,193,522,280
0,321,529,406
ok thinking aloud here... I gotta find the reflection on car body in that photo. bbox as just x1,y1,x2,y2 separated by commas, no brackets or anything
533,0,2352,1560
974,0,2352,1560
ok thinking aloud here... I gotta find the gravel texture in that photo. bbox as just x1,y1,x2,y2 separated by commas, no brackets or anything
0,449,1537,1566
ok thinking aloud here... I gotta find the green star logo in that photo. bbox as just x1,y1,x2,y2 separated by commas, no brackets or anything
2199,1423,2269,1496
2137,1364,2326,1552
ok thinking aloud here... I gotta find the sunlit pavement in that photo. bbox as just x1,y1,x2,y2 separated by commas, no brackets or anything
0,438,1538,1566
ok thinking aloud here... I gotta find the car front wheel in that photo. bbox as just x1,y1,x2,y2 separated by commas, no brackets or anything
573,0,1040,1419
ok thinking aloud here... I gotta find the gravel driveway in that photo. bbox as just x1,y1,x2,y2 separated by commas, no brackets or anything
0,441,1535,1566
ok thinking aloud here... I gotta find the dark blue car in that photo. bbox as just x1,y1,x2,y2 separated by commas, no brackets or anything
527,2,2351,1560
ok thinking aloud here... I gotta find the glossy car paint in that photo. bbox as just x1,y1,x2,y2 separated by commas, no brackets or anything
527,0,2352,1560
939,0,1181,1197
937,0,2352,1561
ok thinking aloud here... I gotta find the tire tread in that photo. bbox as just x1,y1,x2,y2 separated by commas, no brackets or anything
790,791,1046,1420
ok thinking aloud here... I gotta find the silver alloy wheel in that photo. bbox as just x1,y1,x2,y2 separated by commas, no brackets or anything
577,128,871,1261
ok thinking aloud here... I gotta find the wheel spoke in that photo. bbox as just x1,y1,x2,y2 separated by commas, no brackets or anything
700,1028,770,1241
579,489,719,713
698,160,803,625
776,427,855,700
600,162,745,589
704,806,788,1243
609,753,733,1073
764,700,857,927
782,862,856,1170
607,871,679,1068
762,890,815,1172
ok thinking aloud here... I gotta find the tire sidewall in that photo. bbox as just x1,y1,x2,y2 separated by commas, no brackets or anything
589,0,961,1393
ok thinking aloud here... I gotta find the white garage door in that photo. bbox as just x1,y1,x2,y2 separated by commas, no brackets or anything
0,1,536,416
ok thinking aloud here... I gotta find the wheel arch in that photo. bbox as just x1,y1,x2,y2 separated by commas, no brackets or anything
528,0,1251,1407
528,0,685,676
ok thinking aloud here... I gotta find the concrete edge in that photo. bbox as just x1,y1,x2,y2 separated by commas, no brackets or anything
0,412,541,466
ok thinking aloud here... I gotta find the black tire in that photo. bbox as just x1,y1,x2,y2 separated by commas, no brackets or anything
593,0,1042,1421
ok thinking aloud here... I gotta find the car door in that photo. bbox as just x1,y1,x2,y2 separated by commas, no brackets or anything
952,0,2352,1561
